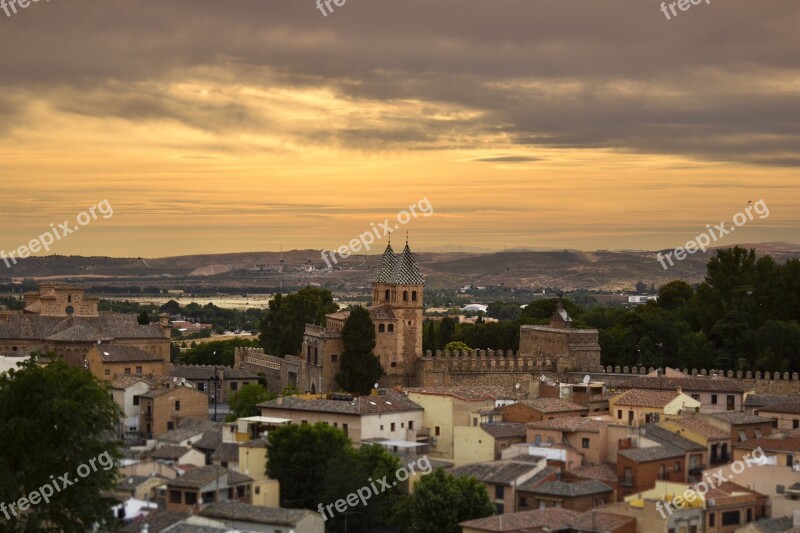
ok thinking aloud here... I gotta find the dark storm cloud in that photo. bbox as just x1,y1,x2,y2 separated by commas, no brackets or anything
0,0,797,165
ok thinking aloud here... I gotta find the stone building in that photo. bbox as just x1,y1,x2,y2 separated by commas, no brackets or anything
0,283,171,367
519,302,601,371
300,241,424,390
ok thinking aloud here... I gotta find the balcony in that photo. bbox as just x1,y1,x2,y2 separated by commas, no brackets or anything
619,476,634,487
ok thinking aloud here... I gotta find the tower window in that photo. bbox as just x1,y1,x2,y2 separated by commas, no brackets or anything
388,324,394,333
379,324,385,333
385,289,390,301
412,291,417,301
403,291,408,301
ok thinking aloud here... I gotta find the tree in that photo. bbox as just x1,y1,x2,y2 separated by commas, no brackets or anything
396,468,494,533
0,358,122,531
335,306,383,394
136,310,150,325
321,444,404,532
439,317,456,347
635,281,648,294
227,384,276,421
444,341,471,352
266,423,351,509
657,281,694,311
423,320,437,353
259,286,338,356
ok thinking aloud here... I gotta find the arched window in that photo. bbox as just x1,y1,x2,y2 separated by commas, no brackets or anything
412,291,417,301
385,289,390,301
388,324,394,333
403,291,408,301
379,324,385,333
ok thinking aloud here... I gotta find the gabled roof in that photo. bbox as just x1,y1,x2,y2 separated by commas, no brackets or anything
258,390,422,415
619,445,684,462
641,424,706,452
166,465,251,489
708,412,772,425
515,398,588,413
119,510,190,533
451,457,544,485
745,394,800,408
0,313,165,341
671,417,729,440
200,501,316,526
481,422,526,439
758,402,800,414
612,389,685,408
530,479,614,497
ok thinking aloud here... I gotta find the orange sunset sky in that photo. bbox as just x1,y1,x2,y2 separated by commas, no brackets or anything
0,0,798,258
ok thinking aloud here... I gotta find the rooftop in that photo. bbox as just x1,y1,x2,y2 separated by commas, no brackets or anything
451,458,544,485
0,313,165,341
745,394,800,408
708,412,772,425
619,445,684,462
516,466,560,491
671,417,729,439
199,501,316,526
758,403,800,414
119,510,190,533
569,463,618,482
151,445,190,461
530,479,614,497
526,416,609,433
612,389,686,408
515,398,588,413
405,385,518,401
735,435,800,453
569,511,637,533
480,422,527,439
210,442,240,463
95,344,165,363
459,508,581,532
258,390,422,415
620,375,746,393
642,424,706,452
167,465,251,489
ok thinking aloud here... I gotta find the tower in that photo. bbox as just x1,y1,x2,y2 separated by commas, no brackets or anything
371,240,424,383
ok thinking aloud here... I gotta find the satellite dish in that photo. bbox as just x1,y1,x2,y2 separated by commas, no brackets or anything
539,375,546,382
373,382,379,389
583,375,591,384
515,383,521,390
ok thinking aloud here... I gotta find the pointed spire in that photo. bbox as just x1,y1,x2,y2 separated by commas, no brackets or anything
376,243,397,282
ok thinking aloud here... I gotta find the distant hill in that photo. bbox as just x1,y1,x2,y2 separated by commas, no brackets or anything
2,242,798,292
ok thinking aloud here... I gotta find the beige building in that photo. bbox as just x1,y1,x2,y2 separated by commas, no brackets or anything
165,465,252,512
137,384,210,440
610,389,701,426
258,390,424,446
756,403,800,431
87,345,168,381
660,416,732,465
518,302,602,372
526,416,614,468
452,456,550,514
618,371,749,413
500,398,589,423
0,283,170,365
453,422,527,466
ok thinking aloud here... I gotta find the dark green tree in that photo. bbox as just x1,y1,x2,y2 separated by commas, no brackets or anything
335,306,383,394
635,281,648,294
396,468,494,533
266,422,351,509
136,310,150,325
259,287,338,356
438,317,456,347
657,280,694,311
227,384,276,421
423,320,437,353
0,358,122,531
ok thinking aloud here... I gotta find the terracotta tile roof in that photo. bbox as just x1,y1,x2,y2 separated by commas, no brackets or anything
451,458,545,485
530,479,613,497
758,403,800,414
96,345,165,362
569,511,636,533
618,445,684,462
210,442,240,463
200,501,318,526
516,398,588,413
612,389,682,408
709,412,772,425
734,435,800,453
405,385,518,401
368,304,397,321
526,416,609,433
569,463,618,482
517,466,560,491
745,395,800,408
167,465,251,489
258,390,422,415
642,424,706,452
159,419,220,445
459,508,581,532
0,313,165,340
673,417,729,439
621,375,746,393
151,445,190,461
119,510,190,533
481,422,526,439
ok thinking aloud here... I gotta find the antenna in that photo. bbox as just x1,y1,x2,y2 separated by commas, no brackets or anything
583,374,591,384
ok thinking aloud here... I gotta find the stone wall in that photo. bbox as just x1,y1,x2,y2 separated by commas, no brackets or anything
519,325,601,371
415,349,561,388
234,347,325,395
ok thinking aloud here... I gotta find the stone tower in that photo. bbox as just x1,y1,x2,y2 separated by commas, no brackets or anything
371,241,424,384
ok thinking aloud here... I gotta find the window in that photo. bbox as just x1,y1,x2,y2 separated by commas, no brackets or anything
520,496,528,507
495,485,504,499
104,369,110,376
787,455,793,467
435,426,441,436
379,324,385,333
746,509,752,523
738,430,747,442
385,289,390,301
709,513,715,527
711,394,717,404
133,396,139,406
136,366,142,374
167,421,174,430
124,367,131,375
198,382,206,391
582,438,590,449
722,511,740,526
534,434,542,444
391,362,397,368
669,529,675,533
412,291,417,301
617,410,622,419
231,382,238,391
185,492,197,505
754,428,762,438
391,423,396,431
691,394,700,401
674,462,681,472
473,418,478,426
301,420,307,424
659,464,666,480
794,420,800,429
342,423,348,433
331,354,338,363
777,485,785,494
409,421,414,430
401,422,405,429
403,291,408,301
388,324,394,333
169,490,182,504
174,400,180,411
380,425,384,430
255,486,260,495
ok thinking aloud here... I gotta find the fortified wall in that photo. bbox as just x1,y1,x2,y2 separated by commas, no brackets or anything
415,349,566,388
234,347,323,394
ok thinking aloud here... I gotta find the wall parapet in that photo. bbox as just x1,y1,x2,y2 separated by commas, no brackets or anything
599,365,800,381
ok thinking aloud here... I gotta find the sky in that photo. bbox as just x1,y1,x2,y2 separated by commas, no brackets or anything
0,0,798,258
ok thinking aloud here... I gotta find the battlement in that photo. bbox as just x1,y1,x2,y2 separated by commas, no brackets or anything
419,349,566,373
